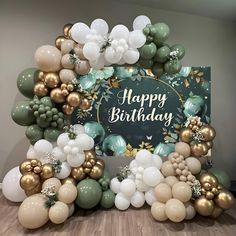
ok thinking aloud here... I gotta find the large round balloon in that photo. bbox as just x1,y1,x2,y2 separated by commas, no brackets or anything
17,68,39,98
25,125,44,144
11,101,36,126
76,179,102,209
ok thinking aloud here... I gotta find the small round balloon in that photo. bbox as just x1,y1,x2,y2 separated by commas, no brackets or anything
100,189,115,208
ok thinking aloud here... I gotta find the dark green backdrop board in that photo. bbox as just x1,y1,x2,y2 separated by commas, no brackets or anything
71,66,211,155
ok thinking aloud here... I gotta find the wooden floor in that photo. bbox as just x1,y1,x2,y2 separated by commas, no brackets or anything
0,193,235,236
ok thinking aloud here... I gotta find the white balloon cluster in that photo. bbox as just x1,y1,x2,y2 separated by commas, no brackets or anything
110,149,163,210
71,16,149,69
26,124,94,179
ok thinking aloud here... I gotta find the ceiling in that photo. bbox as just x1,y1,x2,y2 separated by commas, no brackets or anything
117,0,236,21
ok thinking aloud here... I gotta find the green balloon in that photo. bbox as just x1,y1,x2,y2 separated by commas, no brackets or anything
139,43,157,60
138,59,153,69
44,128,62,142
98,170,111,191
100,189,115,209
11,101,36,126
151,63,164,76
171,44,185,59
153,23,170,44
40,96,54,108
154,46,171,63
36,117,50,128
208,168,231,189
76,179,102,209
25,124,44,144
164,60,182,75
17,68,39,98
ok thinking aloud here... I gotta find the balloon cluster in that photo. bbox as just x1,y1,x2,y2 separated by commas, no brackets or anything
180,116,216,157
195,173,235,218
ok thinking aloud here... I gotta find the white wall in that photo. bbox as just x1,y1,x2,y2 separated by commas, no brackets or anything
0,0,235,180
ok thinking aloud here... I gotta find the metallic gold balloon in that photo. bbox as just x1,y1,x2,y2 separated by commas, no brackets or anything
30,159,41,167
179,127,194,143
25,183,42,196
211,205,224,218
83,161,93,169
211,187,219,195
205,141,213,149
55,35,66,49
200,126,216,142
84,150,96,161
71,167,86,181
215,190,235,210
194,196,214,216
20,172,40,191
44,72,60,88
89,164,103,179
62,103,74,115
33,166,42,174
34,82,48,97
203,182,212,191
96,159,105,168
199,173,218,188
40,164,54,179
79,97,91,110
61,177,77,186
38,71,45,81
20,160,32,174
205,191,214,200
67,84,74,91
84,168,91,174
191,143,208,157
63,23,73,38
50,88,66,103
66,92,81,107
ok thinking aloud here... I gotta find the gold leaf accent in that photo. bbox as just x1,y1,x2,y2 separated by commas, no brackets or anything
184,79,190,88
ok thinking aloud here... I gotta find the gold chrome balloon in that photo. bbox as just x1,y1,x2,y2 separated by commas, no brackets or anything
66,92,81,107
205,191,214,200
179,127,194,143
79,97,91,110
20,160,32,174
34,82,48,97
84,150,96,161
50,88,66,103
61,177,77,186
211,205,223,218
25,183,42,196
191,143,208,157
200,126,216,142
89,164,103,179
38,71,45,81
40,164,54,179
62,103,74,115
96,159,105,168
205,141,213,149
199,173,218,188
63,23,73,38
20,172,40,191
215,190,235,210
71,167,86,181
44,72,60,88
55,35,66,49
194,196,214,216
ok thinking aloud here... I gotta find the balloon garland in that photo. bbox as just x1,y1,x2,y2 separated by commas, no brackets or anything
2,15,234,230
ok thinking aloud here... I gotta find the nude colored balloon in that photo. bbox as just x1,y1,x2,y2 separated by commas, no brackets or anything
18,194,49,229
185,202,196,220
49,201,69,224
58,183,77,204
61,40,75,55
161,161,176,177
164,176,179,188
74,44,86,60
151,201,168,221
59,69,76,84
75,60,90,75
172,182,192,202
165,198,186,222
61,54,74,69
42,177,62,192
154,183,172,203
185,157,201,174
35,45,61,72
175,142,191,158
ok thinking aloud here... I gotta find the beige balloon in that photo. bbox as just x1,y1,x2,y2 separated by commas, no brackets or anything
18,194,49,229
185,157,201,174
59,69,76,84
172,182,192,203
164,176,179,188
175,142,191,158
68,203,75,217
165,198,186,222
61,54,74,69
161,161,176,177
184,202,196,220
154,183,172,203
58,183,77,204
74,60,91,75
49,201,69,224
61,40,75,55
151,201,168,221
42,177,62,192
74,44,86,60
35,45,62,72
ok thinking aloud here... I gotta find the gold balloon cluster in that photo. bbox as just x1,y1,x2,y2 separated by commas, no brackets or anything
71,150,105,181
179,117,216,157
194,173,235,218
55,24,73,49
20,159,54,196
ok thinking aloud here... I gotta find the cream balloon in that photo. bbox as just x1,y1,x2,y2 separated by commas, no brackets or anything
184,202,196,220
49,201,69,224
172,182,192,203
161,161,176,177
151,201,168,221
58,183,77,204
165,198,186,222
59,69,76,84
164,176,179,188
61,40,75,55
74,60,91,75
42,177,62,192
175,142,191,158
154,183,172,203
185,157,201,174
61,54,74,69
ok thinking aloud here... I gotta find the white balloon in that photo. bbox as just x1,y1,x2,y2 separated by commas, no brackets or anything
27,145,39,159
71,23,90,44
131,191,145,208
34,139,53,158
145,188,157,206
110,25,129,41
123,49,140,64
52,147,66,162
63,145,72,154
55,162,71,179
135,149,152,167
83,42,100,61
68,140,76,147
67,153,85,167
72,124,85,135
115,193,130,210
129,159,138,172
143,167,163,187
104,46,122,64
110,177,121,194
75,133,94,150
89,54,105,69
117,58,126,65
2,167,27,202
152,154,163,170
129,30,146,48
57,133,70,148
91,18,109,36
135,179,150,192
133,15,151,30
120,179,136,197
68,203,75,217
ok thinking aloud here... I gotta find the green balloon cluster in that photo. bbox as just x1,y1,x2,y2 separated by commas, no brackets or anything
139,23,185,76
98,170,111,191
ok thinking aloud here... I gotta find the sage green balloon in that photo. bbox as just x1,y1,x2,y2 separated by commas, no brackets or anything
139,43,157,60
98,170,111,191
76,179,102,209
164,60,182,75
11,101,36,126
151,63,164,76
100,189,115,209
36,117,50,128
154,46,171,63
44,127,62,142
17,68,39,98
138,59,153,69
40,96,54,108
171,44,185,59
208,168,231,189
153,23,170,44
25,124,44,144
